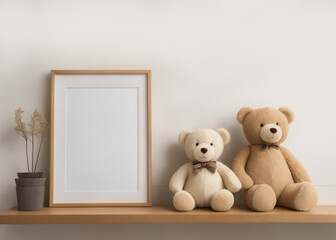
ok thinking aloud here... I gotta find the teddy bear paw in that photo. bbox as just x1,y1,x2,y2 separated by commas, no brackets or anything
173,190,196,211
246,184,276,212
211,189,234,212
293,183,318,211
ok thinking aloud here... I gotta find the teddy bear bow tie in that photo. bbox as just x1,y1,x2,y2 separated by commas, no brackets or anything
192,161,217,174
261,144,279,150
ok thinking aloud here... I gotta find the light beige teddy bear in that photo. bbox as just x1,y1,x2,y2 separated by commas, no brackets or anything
169,128,242,211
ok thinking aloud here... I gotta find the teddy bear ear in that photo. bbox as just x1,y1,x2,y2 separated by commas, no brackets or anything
237,107,254,124
279,107,295,124
178,129,192,144
216,128,231,145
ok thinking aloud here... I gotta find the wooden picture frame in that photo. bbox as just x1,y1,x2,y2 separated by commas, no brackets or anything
50,70,152,207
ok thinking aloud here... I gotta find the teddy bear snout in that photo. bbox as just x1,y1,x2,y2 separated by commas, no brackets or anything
260,123,282,144
192,142,216,162
201,148,208,154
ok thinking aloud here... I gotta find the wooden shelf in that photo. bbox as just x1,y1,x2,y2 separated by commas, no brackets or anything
0,205,335,224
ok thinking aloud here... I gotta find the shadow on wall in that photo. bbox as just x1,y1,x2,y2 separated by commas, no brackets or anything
152,142,186,205
220,121,247,166
162,142,186,186
42,72,51,206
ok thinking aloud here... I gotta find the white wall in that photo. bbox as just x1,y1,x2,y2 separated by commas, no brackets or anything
1,0,336,239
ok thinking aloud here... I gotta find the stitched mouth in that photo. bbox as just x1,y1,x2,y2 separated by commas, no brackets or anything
263,134,281,142
197,156,210,161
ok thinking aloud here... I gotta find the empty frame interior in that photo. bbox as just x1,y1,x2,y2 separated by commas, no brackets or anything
50,70,151,206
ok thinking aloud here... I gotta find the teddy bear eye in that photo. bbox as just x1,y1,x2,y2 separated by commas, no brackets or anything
196,143,199,146
260,124,264,127
276,122,279,125
210,143,213,146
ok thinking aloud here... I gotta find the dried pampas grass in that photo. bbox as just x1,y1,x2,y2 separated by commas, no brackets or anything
14,108,49,172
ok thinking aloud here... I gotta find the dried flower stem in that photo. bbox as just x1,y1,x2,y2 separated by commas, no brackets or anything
34,136,44,172
31,135,34,172
25,139,30,172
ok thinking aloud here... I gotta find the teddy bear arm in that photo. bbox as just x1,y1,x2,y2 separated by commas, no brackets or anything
217,162,242,193
169,163,190,194
279,146,312,183
232,146,254,189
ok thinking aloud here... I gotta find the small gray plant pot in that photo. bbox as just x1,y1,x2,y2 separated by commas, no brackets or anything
15,173,45,211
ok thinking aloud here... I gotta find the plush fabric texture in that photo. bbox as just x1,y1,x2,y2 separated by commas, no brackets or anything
232,107,318,212
169,128,242,212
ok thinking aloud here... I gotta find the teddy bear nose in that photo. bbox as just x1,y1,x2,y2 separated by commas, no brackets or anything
270,128,277,134
201,148,208,154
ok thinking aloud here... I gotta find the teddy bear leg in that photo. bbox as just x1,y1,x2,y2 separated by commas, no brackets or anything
277,182,318,211
210,189,234,212
172,190,196,211
245,184,276,212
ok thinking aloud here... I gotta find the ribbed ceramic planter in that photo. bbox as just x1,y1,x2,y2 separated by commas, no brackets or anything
15,172,45,211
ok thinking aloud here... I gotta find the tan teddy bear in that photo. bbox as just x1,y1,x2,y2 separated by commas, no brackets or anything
169,128,242,212
232,107,318,212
